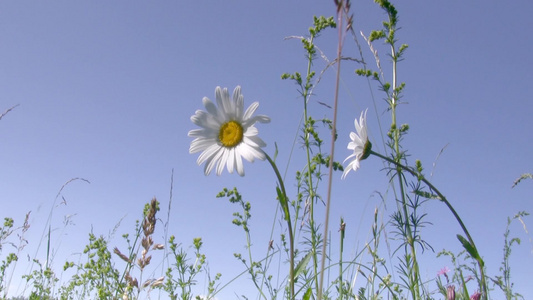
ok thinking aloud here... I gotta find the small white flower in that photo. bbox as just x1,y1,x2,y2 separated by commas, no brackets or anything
342,109,371,179
189,86,270,176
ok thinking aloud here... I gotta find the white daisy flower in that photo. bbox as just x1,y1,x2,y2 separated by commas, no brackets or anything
342,109,371,179
189,86,270,176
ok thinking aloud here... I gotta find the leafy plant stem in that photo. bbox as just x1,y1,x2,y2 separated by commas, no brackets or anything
383,7,421,298
370,150,487,298
264,152,295,299
302,31,321,295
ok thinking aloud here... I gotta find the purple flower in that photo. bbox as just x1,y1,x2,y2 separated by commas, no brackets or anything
447,285,455,300
470,291,481,300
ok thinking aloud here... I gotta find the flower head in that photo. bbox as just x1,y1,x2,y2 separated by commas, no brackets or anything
189,86,270,176
342,109,371,179
437,266,450,277
438,266,450,283
470,291,481,300
447,285,455,300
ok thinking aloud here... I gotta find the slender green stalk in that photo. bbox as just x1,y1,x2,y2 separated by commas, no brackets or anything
301,32,320,294
338,218,345,300
264,153,295,299
390,40,421,300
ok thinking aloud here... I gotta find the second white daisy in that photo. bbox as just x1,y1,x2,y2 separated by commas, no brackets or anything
189,86,270,176
342,109,371,179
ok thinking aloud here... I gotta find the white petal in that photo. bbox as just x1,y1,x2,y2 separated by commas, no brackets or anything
190,137,217,153
343,152,357,164
188,128,216,138
197,143,221,165
243,102,259,121
204,147,224,176
220,87,233,116
235,152,244,176
341,158,360,179
215,87,226,115
203,97,218,118
244,126,258,136
233,86,243,119
243,115,270,127
240,144,265,162
191,110,220,130
341,167,351,180
226,148,235,174
243,135,266,148
216,149,230,176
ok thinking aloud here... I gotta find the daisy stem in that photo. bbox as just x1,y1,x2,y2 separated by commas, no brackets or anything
264,152,295,299
369,150,487,298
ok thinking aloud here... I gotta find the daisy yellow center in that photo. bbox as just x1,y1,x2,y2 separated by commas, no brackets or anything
219,120,243,148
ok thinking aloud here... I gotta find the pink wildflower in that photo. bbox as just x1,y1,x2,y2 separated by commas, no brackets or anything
470,291,481,300
447,285,455,300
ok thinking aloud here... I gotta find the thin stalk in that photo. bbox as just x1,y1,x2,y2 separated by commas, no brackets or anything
302,33,320,294
245,226,268,300
370,150,487,298
388,29,421,299
317,4,344,299
338,218,345,300
264,153,295,299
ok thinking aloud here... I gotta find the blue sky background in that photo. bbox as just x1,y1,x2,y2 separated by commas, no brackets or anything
0,1,532,299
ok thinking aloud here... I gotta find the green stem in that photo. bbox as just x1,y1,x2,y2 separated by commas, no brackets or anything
370,150,487,298
338,218,345,300
264,152,295,299
243,204,268,300
388,27,420,299
302,33,320,294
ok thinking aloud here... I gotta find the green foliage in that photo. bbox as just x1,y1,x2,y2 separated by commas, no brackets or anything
23,259,58,300
512,173,533,188
491,211,529,300
161,236,220,300
59,233,122,299
0,213,30,299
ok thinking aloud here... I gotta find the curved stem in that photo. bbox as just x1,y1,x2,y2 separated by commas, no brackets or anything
264,152,295,299
370,150,487,297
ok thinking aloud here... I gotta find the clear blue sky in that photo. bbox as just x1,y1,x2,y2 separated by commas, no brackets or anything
1,1,532,299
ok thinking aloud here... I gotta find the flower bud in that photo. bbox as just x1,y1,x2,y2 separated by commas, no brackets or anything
447,285,455,300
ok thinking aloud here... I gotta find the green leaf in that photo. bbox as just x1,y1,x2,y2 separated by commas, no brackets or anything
457,234,480,261
276,187,290,221
303,287,313,300
414,190,440,200
512,173,533,188
294,251,313,280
